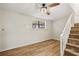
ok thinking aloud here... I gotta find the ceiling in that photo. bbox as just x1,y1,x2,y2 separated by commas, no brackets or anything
0,3,73,20
70,3,79,15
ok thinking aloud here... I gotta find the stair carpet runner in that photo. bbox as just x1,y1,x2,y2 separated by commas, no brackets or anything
64,23,79,56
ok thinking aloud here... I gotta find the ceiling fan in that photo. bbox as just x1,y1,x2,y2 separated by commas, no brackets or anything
40,3,60,15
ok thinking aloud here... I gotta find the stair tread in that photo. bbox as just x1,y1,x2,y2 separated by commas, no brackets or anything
69,38,79,41
65,49,79,56
71,27,79,30
67,43,79,48
72,26,79,28
71,30,79,31
71,26,79,28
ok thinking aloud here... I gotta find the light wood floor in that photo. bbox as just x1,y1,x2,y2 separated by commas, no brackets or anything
0,39,60,56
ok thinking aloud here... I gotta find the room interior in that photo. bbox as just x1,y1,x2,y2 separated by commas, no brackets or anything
0,3,79,56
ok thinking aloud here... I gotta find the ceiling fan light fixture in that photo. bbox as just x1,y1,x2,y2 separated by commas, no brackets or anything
40,3,60,15
40,3,49,15
41,7,47,14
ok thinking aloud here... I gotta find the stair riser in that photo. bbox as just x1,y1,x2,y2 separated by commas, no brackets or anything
69,35,79,39
68,39,79,45
74,26,79,27
64,51,76,56
66,45,79,53
74,24,79,27
70,31,79,34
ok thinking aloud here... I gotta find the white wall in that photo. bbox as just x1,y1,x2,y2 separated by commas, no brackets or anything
0,10,53,51
51,4,73,40
51,15,71,40
70,3,79,23
74,15,79,23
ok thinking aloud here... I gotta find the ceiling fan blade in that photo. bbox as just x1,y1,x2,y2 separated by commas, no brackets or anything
48,3,60,7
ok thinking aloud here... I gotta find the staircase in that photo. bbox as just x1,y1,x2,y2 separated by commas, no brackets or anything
64,23,79,56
